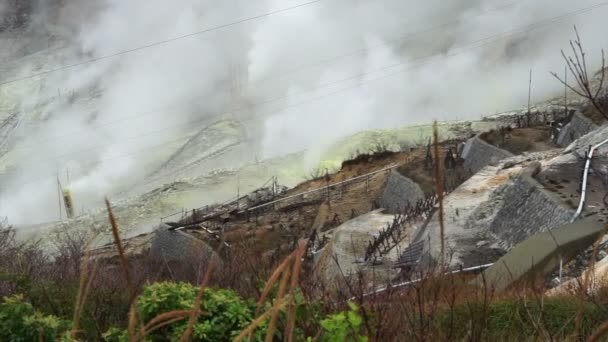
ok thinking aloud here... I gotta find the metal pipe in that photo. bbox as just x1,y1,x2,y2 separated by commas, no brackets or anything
247,164,398,212
571,137,608,223
352,263,494,299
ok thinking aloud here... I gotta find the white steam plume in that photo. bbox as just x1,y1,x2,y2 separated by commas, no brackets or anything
0,0,606,224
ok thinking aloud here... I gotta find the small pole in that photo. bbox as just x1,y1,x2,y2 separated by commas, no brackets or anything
325,169,330,207
272,176,277,209
527,69,532,126
432,121,445,269
57,176,63,221
236,174,240,210
564,65,568,119
66,168,70,186
559,256,563,283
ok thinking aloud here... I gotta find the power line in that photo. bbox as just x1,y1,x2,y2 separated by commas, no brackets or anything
5,1,608,188
11,0,527,149
241,0,525,88
0,0,325,87
9,2,608,176
13,0,604,157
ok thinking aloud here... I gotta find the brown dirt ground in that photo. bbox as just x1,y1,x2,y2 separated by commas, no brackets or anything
187,145,452,255
581,103,607,126
480,127,556,155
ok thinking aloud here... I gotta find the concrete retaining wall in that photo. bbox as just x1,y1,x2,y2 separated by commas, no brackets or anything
488,175,574,250
557,112,599,147
376,170,425,213
462,136,514,174
150,224,214,261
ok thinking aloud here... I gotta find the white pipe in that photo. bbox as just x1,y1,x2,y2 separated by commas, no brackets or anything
247,164,397,212
353,263,494,299
571,137,608,223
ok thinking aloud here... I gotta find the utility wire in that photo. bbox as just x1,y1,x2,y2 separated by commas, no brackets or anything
5,1,608,188
0,0,325,87
12,1,606,161
11,0,526,149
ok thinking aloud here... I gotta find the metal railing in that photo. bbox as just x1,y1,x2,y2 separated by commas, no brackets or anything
352,263,494,299
246,164,397,213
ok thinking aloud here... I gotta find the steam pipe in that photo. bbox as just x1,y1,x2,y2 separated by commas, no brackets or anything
571,136,608,223
352,263,494,300
555,136,608,284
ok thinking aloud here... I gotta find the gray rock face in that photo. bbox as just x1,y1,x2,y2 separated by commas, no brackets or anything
412,122,608,271
316,210,415,286
557,112,599,146
410,149,570,269
486,175,574,250
376,170,425,213
150,224,215,262
564,124,608,156
462,136,514,174
521,161,542,178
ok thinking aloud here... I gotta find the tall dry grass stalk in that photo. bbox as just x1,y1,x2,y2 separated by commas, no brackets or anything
234,297,291,342
589,320,608,342
180,253,220,342
70,239,100,339
235,239,308,342
432,120,445,268
285,240,307,342
132,309,195,342
105,198,143,341
256,253,295,313
266,267,291,342
577,233,606,339
105,198,135,300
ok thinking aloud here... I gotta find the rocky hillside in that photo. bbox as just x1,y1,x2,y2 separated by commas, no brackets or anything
79,78,608,296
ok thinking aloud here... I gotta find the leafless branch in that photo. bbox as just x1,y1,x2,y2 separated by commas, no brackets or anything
550,26,607,121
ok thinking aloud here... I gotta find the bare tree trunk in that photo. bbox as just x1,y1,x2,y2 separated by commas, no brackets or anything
551,26,606,121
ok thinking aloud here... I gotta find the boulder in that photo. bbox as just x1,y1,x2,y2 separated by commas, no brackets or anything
412,123,608,271
376,170,425,213
150,223,217,263
411,149,569,269
461,135,514,174
315,210,415,287
556,111,599,147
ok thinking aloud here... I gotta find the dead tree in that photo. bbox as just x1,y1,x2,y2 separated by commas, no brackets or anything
550,26,606,121
444,148,456,170
424,138,433,170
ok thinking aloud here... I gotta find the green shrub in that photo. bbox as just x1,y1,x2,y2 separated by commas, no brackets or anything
107,281,266,341
316,302,368,342
438,297,606,339
0,294,71,341
102,327,130,342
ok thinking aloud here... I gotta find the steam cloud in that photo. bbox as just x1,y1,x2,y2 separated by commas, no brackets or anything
0,0,607,224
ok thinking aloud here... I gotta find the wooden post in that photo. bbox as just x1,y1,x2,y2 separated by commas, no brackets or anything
564,65,568,120
57,176,63,221
236,174,240,210
527,69,532,127
272,176,277,210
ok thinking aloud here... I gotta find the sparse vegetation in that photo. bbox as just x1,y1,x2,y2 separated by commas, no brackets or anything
551,26,607,122
2,203,608,341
